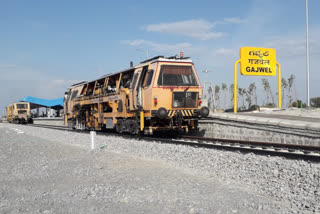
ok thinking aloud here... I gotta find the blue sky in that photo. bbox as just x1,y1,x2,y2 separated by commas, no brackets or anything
0,0,319,113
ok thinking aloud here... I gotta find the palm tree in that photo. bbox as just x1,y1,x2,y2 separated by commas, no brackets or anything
262,78,269,104
246,82,257,108
238,88,246,108
221,83,228,109
281,78,288,107
261,78,275,105
206,86,214,110
214,85,220,109
229,84,234,108
288,74,296,105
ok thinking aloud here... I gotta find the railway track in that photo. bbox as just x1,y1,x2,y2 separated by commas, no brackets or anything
177,135,320,159
25,123,320,161
199,117,320,138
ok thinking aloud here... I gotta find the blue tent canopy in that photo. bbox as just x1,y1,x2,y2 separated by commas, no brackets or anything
20,96,63,109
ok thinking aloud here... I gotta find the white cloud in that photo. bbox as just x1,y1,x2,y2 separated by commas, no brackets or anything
0,64,19,69
123,39,195,54
214,48,237,56
145,18,244,40
223,17,245,24
124,39,145,46
146,19,224,40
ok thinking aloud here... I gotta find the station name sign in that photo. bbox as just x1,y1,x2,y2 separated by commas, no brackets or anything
240,47,276,76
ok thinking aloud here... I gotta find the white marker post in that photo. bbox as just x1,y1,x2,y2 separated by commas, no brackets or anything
90,131,96,150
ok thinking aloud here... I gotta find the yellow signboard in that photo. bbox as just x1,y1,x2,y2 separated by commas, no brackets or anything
240,47,276,76
234,47,281,113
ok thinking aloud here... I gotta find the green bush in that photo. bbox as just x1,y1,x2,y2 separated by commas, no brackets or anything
249,105,260,111
311,97,320,107
291,100,307,108
263,103,276,108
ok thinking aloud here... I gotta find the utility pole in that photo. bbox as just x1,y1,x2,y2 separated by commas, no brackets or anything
306,0,310,107
202,69,216,112
202,69,212,99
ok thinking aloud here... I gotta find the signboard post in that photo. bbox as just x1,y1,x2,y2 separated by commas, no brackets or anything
234,47,281,113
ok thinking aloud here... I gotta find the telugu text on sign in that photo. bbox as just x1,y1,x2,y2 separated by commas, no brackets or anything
240,47,276,76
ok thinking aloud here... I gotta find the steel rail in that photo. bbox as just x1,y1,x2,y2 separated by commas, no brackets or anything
25,124,320,161
180,135,320,151
177,135,320,160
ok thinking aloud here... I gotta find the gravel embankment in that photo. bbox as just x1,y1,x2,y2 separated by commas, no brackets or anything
3,124,320,213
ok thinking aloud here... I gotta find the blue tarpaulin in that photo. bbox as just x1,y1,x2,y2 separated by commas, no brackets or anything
20,96,63,109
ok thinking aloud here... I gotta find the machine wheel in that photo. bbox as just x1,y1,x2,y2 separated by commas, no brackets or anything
20,118,26,124
115,120,123,133
127,120,139,135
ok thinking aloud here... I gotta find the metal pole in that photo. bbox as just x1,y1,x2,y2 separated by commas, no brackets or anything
234,60,240,113
306,0,310,106
277,63,282,109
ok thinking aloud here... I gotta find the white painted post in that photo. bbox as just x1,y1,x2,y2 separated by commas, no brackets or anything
90,131,96,150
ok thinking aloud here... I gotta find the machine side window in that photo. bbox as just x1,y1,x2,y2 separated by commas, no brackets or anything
130,73,139,89
120,71,134,89
71,90,78,100
143,70,154,87
106,76,117,94
86,82,95,96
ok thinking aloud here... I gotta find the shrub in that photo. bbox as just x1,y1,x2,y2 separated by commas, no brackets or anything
263,103,277,108
291,100,307,108
249,105,260,111
311,97,320,107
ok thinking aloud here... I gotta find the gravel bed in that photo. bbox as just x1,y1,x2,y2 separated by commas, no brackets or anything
5,124,320,213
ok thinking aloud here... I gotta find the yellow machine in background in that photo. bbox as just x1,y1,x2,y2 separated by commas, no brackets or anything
6,102,32,124
64,54,209,134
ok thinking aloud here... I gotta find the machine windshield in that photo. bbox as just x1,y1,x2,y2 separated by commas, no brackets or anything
157,65,198,86
16,104,28,109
